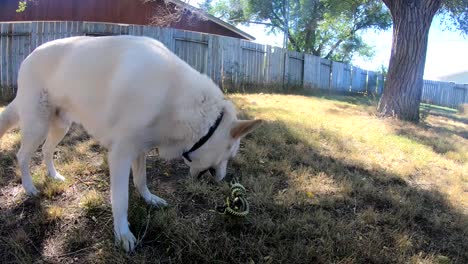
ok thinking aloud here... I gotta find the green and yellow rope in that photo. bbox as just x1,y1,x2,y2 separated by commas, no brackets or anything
216,181,249,217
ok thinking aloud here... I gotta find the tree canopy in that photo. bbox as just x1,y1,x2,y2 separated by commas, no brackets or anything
437,0,468,34
202,0,392,63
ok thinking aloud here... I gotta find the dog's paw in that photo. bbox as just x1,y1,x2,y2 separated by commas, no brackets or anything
23,185,39,196
145,194,168,208
115,230,137,252
49,173,65,181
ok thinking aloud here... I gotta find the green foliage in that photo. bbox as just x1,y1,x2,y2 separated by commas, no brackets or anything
203,0,391,63
440,0,468,34
16,0,39,13
16,1,27,13
199,0,213,12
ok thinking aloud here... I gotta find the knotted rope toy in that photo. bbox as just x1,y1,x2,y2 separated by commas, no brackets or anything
216,181,249,217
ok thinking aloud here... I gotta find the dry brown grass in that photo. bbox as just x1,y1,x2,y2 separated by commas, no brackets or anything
457,103,468,116
0,94,467,263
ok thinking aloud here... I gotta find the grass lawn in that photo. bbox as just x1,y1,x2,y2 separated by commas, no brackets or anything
0,93,467,263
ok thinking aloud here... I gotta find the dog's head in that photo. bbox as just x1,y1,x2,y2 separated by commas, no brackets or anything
183,118,262,181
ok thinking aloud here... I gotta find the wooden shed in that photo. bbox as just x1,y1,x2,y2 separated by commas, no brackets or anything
0,0,254,40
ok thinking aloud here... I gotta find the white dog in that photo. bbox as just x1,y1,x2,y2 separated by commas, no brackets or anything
0,36,261,251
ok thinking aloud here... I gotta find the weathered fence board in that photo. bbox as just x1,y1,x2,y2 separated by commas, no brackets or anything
0,21,466,108
267,47,285,85
287,51,304,86
367,71,378,95
220,36,241,90
421,80,468,108
174,31,209,74
320,58,332,90
351,67,366,93
240,41,266,86
331,61,351,92
303,54,320,89
209,34,222,86
377,75,384,95
0,23,8,95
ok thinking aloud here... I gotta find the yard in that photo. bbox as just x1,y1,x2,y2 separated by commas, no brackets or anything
0,93,467,263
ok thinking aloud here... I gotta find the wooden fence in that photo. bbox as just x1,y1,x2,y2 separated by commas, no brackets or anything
0,21,467,108
421,80,468,109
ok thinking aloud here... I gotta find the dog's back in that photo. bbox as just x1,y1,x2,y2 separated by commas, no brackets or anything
16,35,223,145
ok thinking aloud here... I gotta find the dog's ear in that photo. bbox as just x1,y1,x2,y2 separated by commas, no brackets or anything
230,119,263,139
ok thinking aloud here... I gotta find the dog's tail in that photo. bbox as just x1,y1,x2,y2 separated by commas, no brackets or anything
0,101,19,139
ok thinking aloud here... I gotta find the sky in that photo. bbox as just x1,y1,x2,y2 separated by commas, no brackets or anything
352,16,468,81
188,1,468,81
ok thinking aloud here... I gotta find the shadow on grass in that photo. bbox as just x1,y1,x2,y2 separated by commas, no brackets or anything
392,106,467,162
0,99,467,264
313,92,378,107
229,87,379,107
221,118,468,263
420,103,458,115
420,104,467,125
394,125,460,155
0,197,46,262
0,141,20,190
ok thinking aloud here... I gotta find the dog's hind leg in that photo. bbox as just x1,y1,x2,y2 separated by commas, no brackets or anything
42,111,71,181
132,152,168,208
17,112,50,196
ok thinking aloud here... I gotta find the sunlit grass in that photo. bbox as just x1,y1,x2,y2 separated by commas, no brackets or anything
1,95,467,263
230,93,468,209
79,189,105,213
45,205,65,221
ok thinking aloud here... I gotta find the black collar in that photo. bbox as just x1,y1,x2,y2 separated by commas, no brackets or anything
183,111,224,162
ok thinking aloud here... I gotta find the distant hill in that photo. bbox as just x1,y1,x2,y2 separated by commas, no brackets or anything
437,71,468,84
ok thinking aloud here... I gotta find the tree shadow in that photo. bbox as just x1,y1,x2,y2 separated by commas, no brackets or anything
420,103,458,115
1,99,467,263
0,141,20,189
394,125,460,155
390,110,467,163
420,104,467,125
301,90,379,107
0,196,47,262
219,104,468,263
237,119,468,263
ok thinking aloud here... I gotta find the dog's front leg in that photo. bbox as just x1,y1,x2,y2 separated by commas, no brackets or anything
109,143,137,252
132,152,168,207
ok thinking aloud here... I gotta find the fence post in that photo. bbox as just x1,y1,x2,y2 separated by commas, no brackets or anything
377,74,384,95
464,84,468,104
367,71,377,96
282,51,289,91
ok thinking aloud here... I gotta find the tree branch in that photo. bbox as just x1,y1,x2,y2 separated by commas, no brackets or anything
324,20,372,59
271,9,285,28
228,19,276,27
248,21,276,27
324,39,343,59
287,29,301,52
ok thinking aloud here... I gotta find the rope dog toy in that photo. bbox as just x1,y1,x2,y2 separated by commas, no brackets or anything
216,181,249,217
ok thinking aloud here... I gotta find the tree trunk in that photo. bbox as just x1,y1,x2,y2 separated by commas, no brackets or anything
378,0,441,122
